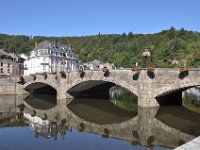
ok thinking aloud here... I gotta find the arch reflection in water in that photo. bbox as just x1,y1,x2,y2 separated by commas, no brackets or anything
156,106,200,136
21,95,200,150
23,99,139,142
67,98,137,124
24,94,57,110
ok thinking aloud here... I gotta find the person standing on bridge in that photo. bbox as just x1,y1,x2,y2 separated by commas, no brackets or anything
135,62,138,67
183,59,188,69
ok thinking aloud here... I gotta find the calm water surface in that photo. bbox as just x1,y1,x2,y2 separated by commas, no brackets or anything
0,94,200,150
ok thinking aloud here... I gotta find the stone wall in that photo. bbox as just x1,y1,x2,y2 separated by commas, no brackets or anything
0,76,16,95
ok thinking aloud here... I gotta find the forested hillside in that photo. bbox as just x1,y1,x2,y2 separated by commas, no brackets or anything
0,28,200,68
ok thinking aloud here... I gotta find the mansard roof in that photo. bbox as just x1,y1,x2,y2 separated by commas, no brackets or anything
33,41,49,50
33,40,71,52
0,49,9,56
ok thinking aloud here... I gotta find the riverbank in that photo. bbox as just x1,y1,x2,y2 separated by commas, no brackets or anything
174,136,200,150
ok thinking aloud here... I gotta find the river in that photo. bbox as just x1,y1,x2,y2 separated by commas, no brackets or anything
0,91,200,150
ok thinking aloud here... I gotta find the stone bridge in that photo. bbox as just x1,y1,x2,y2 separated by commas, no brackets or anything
16,68,200,108
22,101,197,149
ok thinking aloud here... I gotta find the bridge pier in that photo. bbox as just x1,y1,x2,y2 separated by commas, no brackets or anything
56,91,74,100
137,107,159,146
57,89,66,100
56,89,74,105
66,92,74,99
16,83,30,96
138,97,159,108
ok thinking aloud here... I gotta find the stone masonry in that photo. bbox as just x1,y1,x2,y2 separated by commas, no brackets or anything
14,68,200,108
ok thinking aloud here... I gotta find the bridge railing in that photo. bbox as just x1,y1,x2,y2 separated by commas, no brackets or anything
20,67,200,78
77,68,200,71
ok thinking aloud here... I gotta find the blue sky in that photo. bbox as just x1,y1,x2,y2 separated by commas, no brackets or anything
0,0,199,36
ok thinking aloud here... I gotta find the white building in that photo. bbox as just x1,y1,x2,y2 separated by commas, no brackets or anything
24,41,78,75
84,59,116,70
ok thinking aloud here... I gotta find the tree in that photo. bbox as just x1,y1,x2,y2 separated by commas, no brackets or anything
0,28,200,68
127,32,134,39
170,39,183,51
167,26,176,39
122,33,126,38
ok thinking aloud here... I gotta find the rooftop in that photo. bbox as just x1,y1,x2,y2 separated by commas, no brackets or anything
0,49,9,56
33,41,72,52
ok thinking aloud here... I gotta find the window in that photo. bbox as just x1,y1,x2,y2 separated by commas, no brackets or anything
55,66,58,71
43,65,46,71
1,62,3,66
8,69,10,73
43,57,47,62
8,63,10,67
1,68,3,73
55,59,58,64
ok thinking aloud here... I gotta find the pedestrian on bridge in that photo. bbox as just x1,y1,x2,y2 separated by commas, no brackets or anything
184,59,188,69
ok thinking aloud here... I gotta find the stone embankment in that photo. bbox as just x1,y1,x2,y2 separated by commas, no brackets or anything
174,136,200,150
0,76,16,95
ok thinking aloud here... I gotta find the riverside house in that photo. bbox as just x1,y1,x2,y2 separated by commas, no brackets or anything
24,41,78,75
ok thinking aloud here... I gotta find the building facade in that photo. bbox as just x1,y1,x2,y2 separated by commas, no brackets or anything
0,49,24,76
24,41,78,75
84,59,116,70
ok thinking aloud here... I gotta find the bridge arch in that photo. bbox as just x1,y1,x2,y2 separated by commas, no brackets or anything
66,70,139,98
23,81,57,95
154,81,200,105
66,79,138,99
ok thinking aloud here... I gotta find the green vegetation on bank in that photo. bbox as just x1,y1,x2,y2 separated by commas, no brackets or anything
1,27,200,68
109,86,138,112
183,93,200,113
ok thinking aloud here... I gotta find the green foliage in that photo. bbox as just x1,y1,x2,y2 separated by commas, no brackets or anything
0,28,200,68
183,93,200,113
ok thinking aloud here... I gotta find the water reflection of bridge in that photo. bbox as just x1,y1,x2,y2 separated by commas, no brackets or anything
0,95,21,127
22,100,199,149
1,95,199,149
